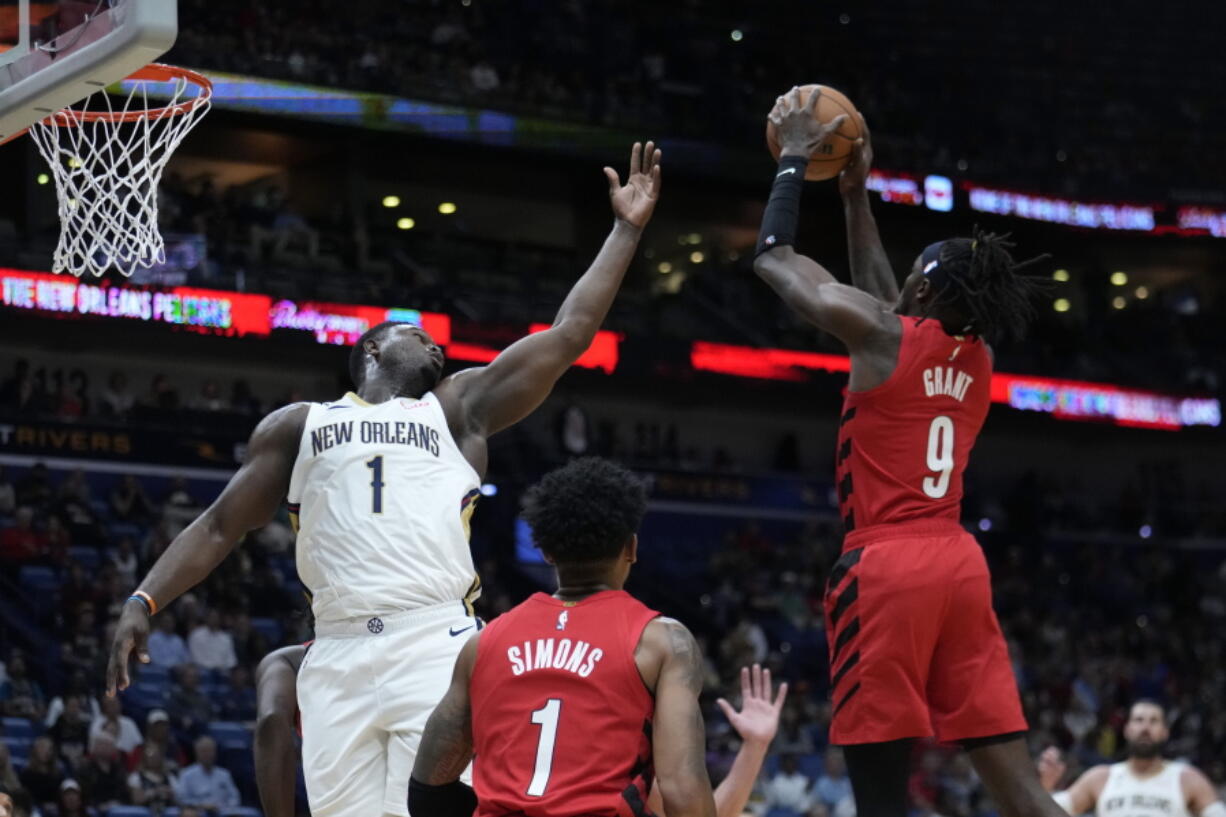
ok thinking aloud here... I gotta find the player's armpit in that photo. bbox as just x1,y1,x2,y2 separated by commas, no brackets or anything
1181,766,1222,815
413,634,480,787
648,619,717,817
1060,765,1111,815
754,248,891,348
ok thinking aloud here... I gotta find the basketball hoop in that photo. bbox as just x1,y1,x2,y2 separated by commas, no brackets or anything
26,63,211,277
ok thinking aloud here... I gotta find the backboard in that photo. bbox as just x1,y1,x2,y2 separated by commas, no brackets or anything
0,0,176,142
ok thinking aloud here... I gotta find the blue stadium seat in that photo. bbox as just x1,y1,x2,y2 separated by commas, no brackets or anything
1,736,32,761
107,807,152,817
1,717,39,738
109,521,142,541
134,664,171,685
208,722,252,748
219,808,263,817
798,752,824,780
17,565,59,592
250,617,283,645
67,545,101,569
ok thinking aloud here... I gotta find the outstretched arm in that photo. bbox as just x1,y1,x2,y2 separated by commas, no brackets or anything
106,403,307,694
442,142,661,437
648,619,717,817
1182,765,1223,816
254,645,307,817
838,118,899,303
753,88,891,351
647,664,787,817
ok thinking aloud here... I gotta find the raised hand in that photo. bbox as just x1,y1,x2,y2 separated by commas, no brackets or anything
770,86,849,160
716,664,789,748
1037,746,1067,792
838,113,873,196
605,141,662,230
106,602,151,696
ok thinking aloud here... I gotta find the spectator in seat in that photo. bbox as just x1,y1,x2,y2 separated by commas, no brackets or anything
54,778,95,817
168,665,214,740
110,475,154,523
142,710,184,773
43,670,100,730
811,747,853,815
219,665,257,723
77,732,127,812
174,736,239,815
0,743,21,793
99,371,136,419
145,374,180,412
148,612,191,669
192,380,227,412
0,651,46,721
188,609,237,673
60,606,101,677
89,696,143,756
128,743,179,816
763,754,813,817
109,536,139,587
0,465,15,515
48,695,92,769
18,737,63,813
0,507,47,566
15,463,52,509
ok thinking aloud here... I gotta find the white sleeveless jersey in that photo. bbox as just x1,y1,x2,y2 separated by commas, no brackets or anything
287,391,481,624
1097,761,1190,817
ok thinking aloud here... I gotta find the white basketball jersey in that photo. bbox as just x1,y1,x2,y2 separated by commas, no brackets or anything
1098,761,1189,817
287,391,481,624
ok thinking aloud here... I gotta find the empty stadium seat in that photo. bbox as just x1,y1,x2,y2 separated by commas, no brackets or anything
67,545,101,569
219,808,263,817
208,722,252,748
1,736,32,761
1,717,39,738
107,807,152,817
250,616,283,644
17,565,59,592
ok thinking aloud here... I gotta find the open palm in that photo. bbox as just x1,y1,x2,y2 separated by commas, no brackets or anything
717,664,788,747
605,141,662,229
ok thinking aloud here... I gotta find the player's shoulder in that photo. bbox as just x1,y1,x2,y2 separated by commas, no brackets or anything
639,617,700,666
1178,762,1215,792
249,402,311,448
1079,764,1114,790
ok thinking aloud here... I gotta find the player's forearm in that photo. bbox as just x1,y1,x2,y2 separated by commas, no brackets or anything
659,774,718,817
549,220,641,346
254,712,298,817
136,511,238,607
842,187,899,302
713,739,770,817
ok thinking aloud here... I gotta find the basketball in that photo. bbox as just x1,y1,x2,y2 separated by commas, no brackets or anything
765,84,864,181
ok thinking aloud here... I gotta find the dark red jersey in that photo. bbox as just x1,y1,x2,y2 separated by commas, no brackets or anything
835,315,991,533
470,590,660,817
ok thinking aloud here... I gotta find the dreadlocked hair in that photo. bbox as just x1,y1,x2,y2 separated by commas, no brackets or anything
924,227,1051,344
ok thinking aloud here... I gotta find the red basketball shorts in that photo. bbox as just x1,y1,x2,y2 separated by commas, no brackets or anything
823,519,1027,745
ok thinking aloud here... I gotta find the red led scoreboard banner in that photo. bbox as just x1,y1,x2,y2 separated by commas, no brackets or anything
0,268,270,336
691,342,1220,431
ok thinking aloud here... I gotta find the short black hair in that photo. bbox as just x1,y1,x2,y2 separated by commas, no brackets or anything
1131,699,1167,724
925,227,1049,344
348,321,405,388
521,457,648,564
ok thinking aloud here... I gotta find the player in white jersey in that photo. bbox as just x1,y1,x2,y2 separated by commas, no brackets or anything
105,140,663,817
1039,701,1223,817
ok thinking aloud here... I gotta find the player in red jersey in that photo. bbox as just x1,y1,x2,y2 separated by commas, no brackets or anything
752,87,1061,817
409,457,715,817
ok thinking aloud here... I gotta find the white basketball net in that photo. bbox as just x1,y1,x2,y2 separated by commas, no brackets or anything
27,69,211,277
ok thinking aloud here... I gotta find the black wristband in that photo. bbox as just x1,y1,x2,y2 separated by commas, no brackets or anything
755,155,808,257
408,777,477,817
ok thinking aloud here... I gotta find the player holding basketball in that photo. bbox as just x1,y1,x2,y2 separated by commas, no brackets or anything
752,86,1058,817
1038,700,1224,817
106,141,662,817
410,457,719,817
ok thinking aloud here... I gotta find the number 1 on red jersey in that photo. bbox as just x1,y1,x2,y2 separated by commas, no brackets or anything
527,699,562,796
